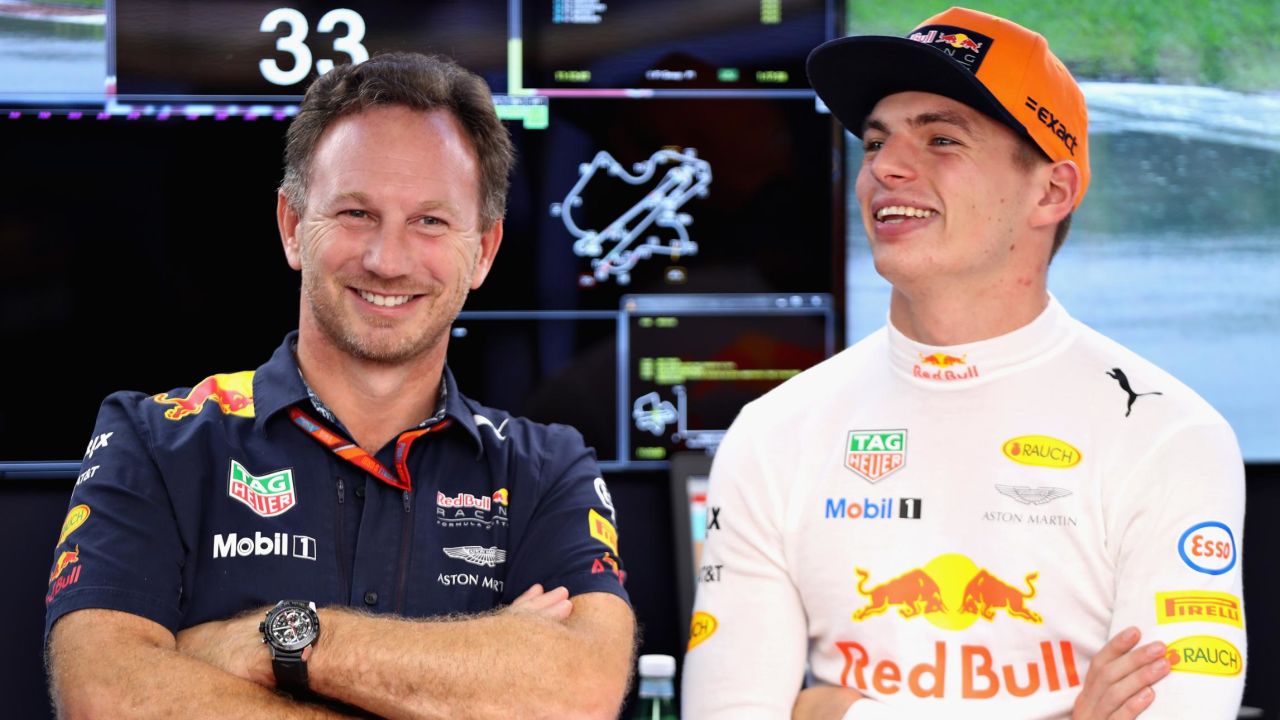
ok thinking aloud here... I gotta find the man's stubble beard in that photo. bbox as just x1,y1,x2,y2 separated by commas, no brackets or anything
300,265,473,365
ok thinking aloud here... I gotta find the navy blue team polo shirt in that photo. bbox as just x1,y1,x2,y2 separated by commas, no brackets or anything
45,332,627,639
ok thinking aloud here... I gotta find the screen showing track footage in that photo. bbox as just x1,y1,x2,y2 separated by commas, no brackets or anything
446,313,619,463
519,0,826,90
481,97,837,313
622,294,834,463
113,0,508,99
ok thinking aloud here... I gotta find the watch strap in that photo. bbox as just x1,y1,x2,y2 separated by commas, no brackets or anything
272,651,310,695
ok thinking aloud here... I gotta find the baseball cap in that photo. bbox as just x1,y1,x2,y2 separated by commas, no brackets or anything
807,6,1090,205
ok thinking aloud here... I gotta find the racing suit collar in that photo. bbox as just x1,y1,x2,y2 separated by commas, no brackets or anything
886,294,1078,388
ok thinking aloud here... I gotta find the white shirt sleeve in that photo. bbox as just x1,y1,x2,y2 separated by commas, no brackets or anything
681,405,809,718
1105,420,1246,719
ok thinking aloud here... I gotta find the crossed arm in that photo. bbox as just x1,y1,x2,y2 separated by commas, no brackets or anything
49,585,635,719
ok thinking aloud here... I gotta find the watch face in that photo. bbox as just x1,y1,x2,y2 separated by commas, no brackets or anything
266,604,317,651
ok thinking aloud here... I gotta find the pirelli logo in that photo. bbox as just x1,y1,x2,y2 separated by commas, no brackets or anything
589,508,619,555
1155,590,1243,629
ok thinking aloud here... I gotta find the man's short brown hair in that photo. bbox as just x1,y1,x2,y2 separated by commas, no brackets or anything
1012,137,1073,261
281,52,515,230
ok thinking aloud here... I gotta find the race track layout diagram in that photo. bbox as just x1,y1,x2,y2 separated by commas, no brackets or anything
551,148,712,285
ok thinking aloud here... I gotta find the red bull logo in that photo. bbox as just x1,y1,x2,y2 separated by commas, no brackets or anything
918,353,967,368
839,555,1075,699
153,372,256,421
853,568,947,620
835,639,1080,699
852,554,1041,630
438,491,492,511
912,356,980,382
45,564,83,605
937,33,982,51
50,545,79,582
959,570,1042,623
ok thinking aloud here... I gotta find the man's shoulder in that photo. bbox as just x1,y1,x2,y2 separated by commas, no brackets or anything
90,371,266,456
1067,320,1228,428
740,327,888,418
131,370,260,432
454,392,593,465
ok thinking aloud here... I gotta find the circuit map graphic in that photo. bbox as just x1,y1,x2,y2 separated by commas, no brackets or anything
551,148,712,285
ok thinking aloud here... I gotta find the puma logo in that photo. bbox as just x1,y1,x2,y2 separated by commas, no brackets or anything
1106,368,1162,417
473,414,509,441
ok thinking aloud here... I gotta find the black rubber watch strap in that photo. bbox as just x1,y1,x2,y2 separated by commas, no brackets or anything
272,653,310,695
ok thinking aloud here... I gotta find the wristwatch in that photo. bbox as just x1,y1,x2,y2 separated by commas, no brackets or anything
259,600,320,695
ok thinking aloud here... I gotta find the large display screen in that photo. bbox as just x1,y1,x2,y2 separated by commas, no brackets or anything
0,10,844,467
7,1,1270,466
518,0,827,91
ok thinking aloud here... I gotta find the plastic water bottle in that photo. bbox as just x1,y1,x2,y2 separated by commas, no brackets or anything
632,654,678,720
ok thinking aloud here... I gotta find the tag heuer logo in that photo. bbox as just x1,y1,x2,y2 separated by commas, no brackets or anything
844,430,907,483
228,459,296,517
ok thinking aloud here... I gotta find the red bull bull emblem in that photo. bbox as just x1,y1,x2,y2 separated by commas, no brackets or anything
839,554,1078,699
46,550,85,606
49,545,80,582
906,25,995,73
844,430,907,483
153,371,256,421
913,353,980,382
937,33,983,51
852,554,1041,629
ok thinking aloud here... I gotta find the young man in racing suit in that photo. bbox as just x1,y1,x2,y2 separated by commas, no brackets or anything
682,8,1246,719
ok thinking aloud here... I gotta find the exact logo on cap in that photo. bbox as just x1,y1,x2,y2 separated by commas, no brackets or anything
1178,521,1235,575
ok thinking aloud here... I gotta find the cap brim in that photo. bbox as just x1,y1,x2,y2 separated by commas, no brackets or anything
806,35,1029,143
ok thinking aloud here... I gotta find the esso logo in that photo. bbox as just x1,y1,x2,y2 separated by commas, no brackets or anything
1178,521,1236,575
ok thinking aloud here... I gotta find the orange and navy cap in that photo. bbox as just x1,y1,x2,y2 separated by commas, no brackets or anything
807,6,1090,206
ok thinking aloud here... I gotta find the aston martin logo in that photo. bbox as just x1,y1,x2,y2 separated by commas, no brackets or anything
995,485,1072,506
443,546,507,567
